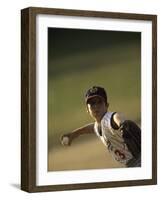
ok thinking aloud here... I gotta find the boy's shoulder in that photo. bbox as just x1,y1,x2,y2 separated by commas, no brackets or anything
102,111,115,121
101,111,114,126
102,111,124,130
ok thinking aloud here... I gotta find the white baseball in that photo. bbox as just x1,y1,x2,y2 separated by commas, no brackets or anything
62,136,69,145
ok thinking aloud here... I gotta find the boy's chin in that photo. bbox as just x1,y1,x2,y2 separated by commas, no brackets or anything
93,115,102,122
94,113,106,122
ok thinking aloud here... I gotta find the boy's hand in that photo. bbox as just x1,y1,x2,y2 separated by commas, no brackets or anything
60,133,73,146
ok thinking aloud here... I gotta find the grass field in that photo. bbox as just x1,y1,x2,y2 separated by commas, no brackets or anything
48,29,141,171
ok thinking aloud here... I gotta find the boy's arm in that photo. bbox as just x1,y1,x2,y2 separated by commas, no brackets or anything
61,123,95,146
113,113,125,128
112,112,125,129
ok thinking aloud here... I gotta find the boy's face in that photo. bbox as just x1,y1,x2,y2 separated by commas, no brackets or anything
87,96,108,122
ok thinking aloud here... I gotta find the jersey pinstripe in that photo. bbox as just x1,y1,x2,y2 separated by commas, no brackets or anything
94,112,133,165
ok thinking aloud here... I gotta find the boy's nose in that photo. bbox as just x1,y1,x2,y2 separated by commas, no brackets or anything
93,103,98,108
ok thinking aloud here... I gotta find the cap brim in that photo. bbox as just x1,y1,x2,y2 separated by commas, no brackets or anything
86,95,104,103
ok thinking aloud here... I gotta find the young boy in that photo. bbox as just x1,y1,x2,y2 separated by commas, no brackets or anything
60,86,141,167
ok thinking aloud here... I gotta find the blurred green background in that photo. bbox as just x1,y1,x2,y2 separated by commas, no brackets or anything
48,28,141,171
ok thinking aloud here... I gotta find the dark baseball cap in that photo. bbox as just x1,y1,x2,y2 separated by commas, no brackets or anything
85,86,107,104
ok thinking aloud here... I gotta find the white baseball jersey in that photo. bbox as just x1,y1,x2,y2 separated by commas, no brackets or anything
94,112,134,165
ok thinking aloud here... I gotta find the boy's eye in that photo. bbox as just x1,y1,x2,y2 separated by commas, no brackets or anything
90,102,95,106
88,101,95,106
89,99,102,106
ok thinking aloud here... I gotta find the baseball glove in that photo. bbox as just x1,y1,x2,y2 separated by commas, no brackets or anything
120,120,141,159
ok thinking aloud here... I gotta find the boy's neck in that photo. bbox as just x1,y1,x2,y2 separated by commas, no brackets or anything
95,111,107,123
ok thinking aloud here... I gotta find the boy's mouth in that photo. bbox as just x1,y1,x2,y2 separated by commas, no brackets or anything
93,110,100,115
